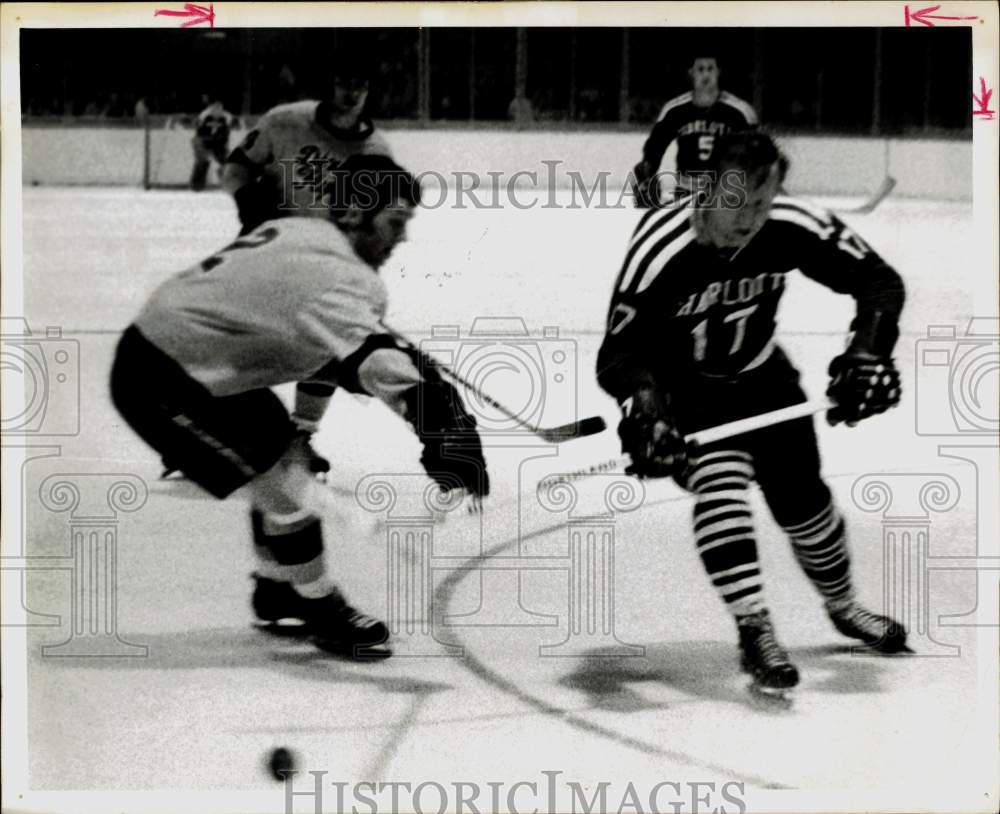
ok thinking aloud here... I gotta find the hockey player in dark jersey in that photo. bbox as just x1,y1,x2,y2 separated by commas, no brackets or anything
632,54,758,208
598,131,908,693
111,155,489,660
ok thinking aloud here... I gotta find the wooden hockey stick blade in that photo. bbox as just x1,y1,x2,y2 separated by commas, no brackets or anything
837,176,896,215
536,415,607,443
379,322,607,443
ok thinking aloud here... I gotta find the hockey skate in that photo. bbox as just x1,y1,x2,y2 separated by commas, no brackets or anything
252,575,391,660
737,610,800,701
826,599,910,653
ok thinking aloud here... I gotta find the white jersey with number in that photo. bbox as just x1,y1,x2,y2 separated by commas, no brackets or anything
231,100,393,216
135,218,393,397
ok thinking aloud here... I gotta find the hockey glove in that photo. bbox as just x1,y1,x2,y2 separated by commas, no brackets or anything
402,380,490,497
617,387,687,478
631,161,660,209
826,352,901,427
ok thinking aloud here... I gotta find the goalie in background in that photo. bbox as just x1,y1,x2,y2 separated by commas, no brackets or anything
190,96,239,192
110,155,489,660
598,130,909,694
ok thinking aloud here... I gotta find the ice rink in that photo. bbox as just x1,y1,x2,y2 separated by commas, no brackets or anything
8,185,998,811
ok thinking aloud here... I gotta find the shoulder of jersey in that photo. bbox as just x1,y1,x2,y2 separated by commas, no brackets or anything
718,91,758,125
768,195,837,236
259,100,321,127
361,127,393,155
280,217,369,264
656,91,693,121
618,195,698,294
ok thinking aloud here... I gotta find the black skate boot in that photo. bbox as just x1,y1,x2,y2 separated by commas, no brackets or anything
826,599,910,653
252,574,311,631
737,610,800,694
252,575,391,660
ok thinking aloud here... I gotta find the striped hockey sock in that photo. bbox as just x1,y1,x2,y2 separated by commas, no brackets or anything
687,450,765,617
781,500,853,606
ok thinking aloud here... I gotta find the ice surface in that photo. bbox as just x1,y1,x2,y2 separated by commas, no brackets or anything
11,187,996,807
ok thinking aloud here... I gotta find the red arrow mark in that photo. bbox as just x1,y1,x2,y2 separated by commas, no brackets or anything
905,5,979,27
972,77,995,120
154,3,214,28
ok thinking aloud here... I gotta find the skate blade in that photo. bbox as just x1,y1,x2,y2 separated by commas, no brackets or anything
747,681,795,708
253,618,310,637
311,637,393,661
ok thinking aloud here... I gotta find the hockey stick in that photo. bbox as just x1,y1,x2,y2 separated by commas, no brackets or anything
381,323,607,443
538,398,834,490
835,176,896,216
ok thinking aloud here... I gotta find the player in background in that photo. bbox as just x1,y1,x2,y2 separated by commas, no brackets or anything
111,156,489,659
598,131,908,693
221,49,392,477
632,53,758,208
222,52,390,235
189,97,239,191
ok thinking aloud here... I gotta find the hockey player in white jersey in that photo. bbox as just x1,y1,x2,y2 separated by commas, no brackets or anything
111,156,489,659
222,51,391,235
219,48,393,480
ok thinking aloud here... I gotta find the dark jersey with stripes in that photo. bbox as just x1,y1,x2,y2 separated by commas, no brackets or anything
596,194,905,401
642,91,758,176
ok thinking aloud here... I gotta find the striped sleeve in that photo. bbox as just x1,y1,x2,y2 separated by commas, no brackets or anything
597,198,695,400
615,196,695,296
769,196,905,354
719,91,758,127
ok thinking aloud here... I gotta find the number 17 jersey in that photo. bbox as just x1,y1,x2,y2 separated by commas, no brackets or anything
596,193,905,401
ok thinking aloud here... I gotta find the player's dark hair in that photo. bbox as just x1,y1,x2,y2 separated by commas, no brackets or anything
688,52,719,67
707,130,789,187
325,154,421,223
331,39,378,82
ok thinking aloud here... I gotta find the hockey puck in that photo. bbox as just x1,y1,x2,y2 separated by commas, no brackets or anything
267,746,297,781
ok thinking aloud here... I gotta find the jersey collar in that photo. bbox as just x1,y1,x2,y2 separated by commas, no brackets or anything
315,101,376,141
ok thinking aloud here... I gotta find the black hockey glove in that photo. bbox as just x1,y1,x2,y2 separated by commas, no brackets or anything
617,387,687,479
826,352,901,427
233,180,279,234
402,380,490,497
631,160,660,209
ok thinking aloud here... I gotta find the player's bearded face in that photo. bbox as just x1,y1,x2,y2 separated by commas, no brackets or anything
700,163,781,250
355,201,414,268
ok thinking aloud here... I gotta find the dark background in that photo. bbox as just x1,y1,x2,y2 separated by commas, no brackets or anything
20,27,972,135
